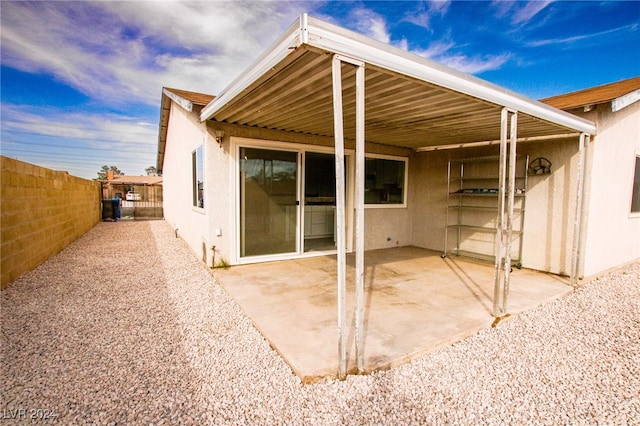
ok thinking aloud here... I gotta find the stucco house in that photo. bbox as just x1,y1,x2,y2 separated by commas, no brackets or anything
157,15,638,322
540,77,640,277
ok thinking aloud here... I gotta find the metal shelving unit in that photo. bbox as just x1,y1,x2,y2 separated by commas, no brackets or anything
442,155,529,266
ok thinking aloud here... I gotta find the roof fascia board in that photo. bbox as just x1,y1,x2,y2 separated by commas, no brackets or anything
199,16,304,121
157,92,172,172
611,88,640,112
163,88,193,112
304,16,595,135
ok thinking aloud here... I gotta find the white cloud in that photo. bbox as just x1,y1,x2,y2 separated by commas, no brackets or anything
436,53,512,74
1,104,156,148
411,41,456,59
0,1,311,106
491,0,553,26
1,103,160,177
512,0,553,25
403,0,451,30
349,8,391,43
345,4,507,75
528,22,639,47
410,38,511,74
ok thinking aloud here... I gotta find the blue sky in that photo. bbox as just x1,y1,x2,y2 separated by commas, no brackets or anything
1,1,639,179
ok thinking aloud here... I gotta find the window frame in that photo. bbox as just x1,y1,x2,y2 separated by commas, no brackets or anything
364,153,408,209
630,151,640,217
192,145,205,210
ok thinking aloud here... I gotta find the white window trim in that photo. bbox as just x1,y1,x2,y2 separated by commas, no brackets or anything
630,150,640,219
192,144,205,212
229,136,356,264
364,153,409,209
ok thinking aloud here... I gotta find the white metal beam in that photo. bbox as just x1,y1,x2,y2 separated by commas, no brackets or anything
571,133,589,287
416,133,581,152
493,108,518,317
502,111,518,314
332,55,348,380
493,108,509,317
354,63,365,374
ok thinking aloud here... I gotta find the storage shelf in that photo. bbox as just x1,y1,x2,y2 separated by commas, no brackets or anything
457,176,527,181
444,155,529,263
449,192,526,197
447,205,524,213
447,224,523,235
447,250,522,265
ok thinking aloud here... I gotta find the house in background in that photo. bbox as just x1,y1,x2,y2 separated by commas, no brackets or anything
102,172,164,219
157,14,638,304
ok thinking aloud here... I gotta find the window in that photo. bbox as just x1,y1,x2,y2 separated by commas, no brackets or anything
631,154,640,213
192,146,204,208
365,155,407,206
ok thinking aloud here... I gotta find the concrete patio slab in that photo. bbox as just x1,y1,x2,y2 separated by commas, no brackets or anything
213,246,571,383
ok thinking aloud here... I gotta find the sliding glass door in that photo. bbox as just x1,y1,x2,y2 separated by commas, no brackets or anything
239,147,299,257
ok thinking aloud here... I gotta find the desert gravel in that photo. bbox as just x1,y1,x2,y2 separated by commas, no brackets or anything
1,220,639,424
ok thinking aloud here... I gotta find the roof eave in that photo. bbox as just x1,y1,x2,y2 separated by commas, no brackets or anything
162,87,194,112
200,13,596,136
199,15,305,122
612,88,640,112
156,90,172,173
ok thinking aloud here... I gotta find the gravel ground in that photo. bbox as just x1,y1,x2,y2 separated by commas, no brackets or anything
1,220,639,425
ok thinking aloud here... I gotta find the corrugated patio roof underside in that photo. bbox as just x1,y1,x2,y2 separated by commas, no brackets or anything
206,46,580,150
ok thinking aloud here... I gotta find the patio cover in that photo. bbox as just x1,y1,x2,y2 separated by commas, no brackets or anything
200,14,595,147
198,14,596,378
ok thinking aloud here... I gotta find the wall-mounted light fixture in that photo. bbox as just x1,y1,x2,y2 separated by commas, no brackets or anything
214,129,225,144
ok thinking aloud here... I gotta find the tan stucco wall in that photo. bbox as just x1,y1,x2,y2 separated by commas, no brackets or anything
364,208,412,250
409,141,581,276
1,157,101,288
518,140,581,275
409,149,449,252
161,103,212,265
580,101,640,277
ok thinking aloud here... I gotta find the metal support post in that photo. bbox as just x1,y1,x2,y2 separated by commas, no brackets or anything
493,108,517,317
493,109,508,316
502,111,518,314
570,133,588,287
332,55,347,380
354,64,365,374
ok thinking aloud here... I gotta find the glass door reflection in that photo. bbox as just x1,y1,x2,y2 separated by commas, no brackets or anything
240,147,298,257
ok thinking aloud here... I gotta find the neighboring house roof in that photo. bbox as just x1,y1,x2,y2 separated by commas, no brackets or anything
199,14,595,152
157,87,216,172
541,76,640,112
163,87,215,108
109,175,163,186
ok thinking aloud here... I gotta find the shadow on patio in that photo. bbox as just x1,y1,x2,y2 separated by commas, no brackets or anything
213,246,571,383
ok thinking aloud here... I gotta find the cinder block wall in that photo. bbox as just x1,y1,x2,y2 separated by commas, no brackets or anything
1,156,101,288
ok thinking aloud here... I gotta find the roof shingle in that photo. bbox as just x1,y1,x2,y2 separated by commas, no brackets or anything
541,76,640,110
163,87,215,106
